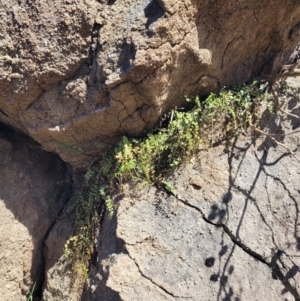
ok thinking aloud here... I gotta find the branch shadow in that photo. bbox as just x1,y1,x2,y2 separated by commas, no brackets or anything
204,98,300,300
81,193,127,301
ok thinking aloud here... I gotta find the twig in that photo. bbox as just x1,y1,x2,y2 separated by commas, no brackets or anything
270,85,300,120
211,118,214,145
272,72,300,84
263,129,300,137
250,124,300,163
279,108,300,120
170,109,174,123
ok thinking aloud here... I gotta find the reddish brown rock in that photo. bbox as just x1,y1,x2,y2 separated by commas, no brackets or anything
0,0,300,169
0,125,71,300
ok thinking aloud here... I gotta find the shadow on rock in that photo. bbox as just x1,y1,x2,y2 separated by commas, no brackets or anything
0,123,73,299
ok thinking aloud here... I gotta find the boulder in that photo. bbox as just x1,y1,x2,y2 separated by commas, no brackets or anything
85,190,295,300
0,125,71,300
0,0,300,169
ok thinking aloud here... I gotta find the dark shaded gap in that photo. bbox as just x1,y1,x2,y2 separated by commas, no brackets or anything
144,0,165,37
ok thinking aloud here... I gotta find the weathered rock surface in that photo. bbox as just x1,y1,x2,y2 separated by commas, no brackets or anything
1,1,300,300
80,89,300,300
0,125,71,300
41,181,82,301
87,191,295,301
0,0,300,169
41,220,77,301
39,86,300,300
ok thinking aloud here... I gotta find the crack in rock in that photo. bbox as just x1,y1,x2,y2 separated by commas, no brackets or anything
176,193,300,300
127,252,192,299
37,184,73,299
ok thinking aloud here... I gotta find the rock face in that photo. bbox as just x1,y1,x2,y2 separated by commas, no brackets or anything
40,86,300,301
1,1,300,300
0,125,71,300
88,114,300,299
0,0,300,169
86,191,295,301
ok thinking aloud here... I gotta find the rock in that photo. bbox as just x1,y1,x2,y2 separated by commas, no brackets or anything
78,89,300,300
41,215,77,301
41,177,83,301
82,187,294,300
171,94,300,298
0,0,300,169
0,125,71,300
1,1,300,299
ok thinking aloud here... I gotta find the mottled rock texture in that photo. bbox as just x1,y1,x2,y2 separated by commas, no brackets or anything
86,191,295,301
42,87,300,301
0,125,71,300
1,0,300,300
0,0,300,169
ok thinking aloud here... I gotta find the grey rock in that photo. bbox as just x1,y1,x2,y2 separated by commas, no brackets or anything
85,187,294,300
172,95,300,299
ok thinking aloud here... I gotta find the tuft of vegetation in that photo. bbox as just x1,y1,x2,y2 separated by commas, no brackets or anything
26,270,41,301
64,153,116,287
65,80,272,288
115,81,269,181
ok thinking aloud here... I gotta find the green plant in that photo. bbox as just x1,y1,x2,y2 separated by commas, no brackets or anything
161,180,177,196
65,80,268,289
64,152,116,287
26,270,41,301
115,82,269,181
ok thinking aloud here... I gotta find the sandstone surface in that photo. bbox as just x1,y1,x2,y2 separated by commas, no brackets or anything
0,125,71,300
0,0,300,169
1,1,300,300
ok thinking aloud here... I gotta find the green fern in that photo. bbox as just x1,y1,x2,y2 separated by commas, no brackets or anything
105,197,114,217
